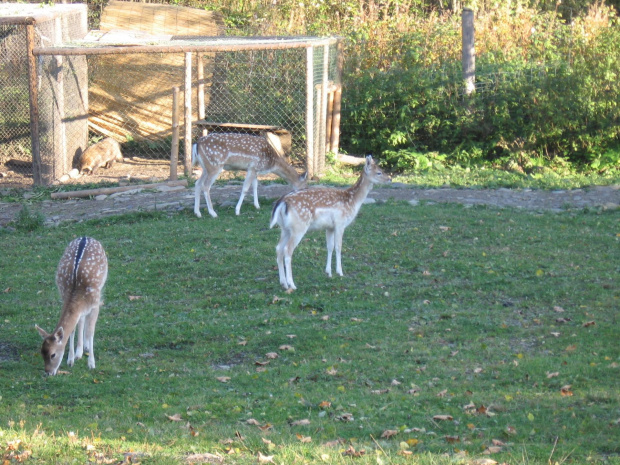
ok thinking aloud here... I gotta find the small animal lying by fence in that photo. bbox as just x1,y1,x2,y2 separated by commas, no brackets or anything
35,237,108,376
79,137,124,175
270,155,391,290
192,130,307,218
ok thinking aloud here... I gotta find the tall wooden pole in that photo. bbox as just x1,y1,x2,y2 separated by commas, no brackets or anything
26,22,42,186
330,39,344,157
197,53,207,137
462,8,475,95
184,52,193,177
305,46,314,179
170,86,180,181
318,44,329,176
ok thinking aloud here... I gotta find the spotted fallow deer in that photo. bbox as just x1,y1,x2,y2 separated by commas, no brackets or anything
35,237,108,376
192,131,307,218
270,155,391,290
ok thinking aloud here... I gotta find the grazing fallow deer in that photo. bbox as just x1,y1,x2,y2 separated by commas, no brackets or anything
270,155,391,290
192,131,307,218
35,237,108,376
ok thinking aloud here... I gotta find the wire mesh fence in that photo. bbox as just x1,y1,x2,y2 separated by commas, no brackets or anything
1,3,341,187
0,23,32,183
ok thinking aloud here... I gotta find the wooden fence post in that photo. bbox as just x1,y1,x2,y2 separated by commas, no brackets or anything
462,8,475,95
306,46,315,179
170,86,180,181
184,52,193,177
26,22,42,186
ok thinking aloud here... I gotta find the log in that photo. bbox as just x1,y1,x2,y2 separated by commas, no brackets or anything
336,154,366,166
50,179,188,199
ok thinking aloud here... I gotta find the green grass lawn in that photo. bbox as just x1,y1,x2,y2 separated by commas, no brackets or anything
1,201,619,464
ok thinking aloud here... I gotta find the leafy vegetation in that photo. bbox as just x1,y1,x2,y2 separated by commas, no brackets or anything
1,203,619,464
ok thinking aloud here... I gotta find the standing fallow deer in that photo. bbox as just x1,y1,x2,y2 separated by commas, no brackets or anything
192,131,307,218
35,237,108,376
270,155,391,290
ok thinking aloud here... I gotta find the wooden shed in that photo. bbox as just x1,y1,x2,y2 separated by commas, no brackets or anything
88,1,225,143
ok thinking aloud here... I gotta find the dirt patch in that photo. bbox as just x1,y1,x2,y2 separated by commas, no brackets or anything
1,179,618,229
1,157,619,228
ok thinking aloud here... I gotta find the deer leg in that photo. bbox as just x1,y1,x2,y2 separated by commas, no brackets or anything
67,325,76,367
203,167,223,218
283,229,306,290
74,314,85,360
276,228,291,289
334,227,345,276
84,305,100,370
194,169,208,218
325,229,335,277
236,168,257,215
252,175,260,209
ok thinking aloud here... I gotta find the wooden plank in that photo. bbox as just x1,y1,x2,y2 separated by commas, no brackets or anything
194,121,281,131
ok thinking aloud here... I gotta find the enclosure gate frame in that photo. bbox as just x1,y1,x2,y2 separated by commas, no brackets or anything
32,36,343,181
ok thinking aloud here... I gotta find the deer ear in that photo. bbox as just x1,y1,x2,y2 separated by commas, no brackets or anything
52,327,64,343
365,155,373,172
300,171,308,181
35,324,49,339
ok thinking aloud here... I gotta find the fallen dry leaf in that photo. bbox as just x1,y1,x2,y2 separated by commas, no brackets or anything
546,371,560,379
258,423,273,431
483,446,503,454
296,433,312,443
336,413,354,422
472,459,498,465
246,419,261,426
381,429,398,439
437,389,447,397
255,361,270,366
371,389,389,394
186,452,223,463
342,446,365,457
216,376,231,383
492,439,506,446
265,352,278,359
565,344,577,352
445,435,460,443
257,452,275,463
553,306,565,313
290,419,311,426
238,340,248,346
583,321,596,327
560,385,574,396
556,317,572,323
128,295,142,301
322,439,345,447
550,332,561,337
433,415,453,421
279,344,294,351
166,413,182,421
319,401,331,409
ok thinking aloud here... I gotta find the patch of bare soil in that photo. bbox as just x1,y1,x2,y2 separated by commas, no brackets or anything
1,158,619,228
